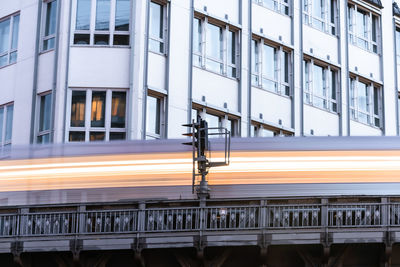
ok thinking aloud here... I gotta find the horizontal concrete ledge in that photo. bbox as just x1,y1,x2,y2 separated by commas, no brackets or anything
82,238,134,250
23,240,70,252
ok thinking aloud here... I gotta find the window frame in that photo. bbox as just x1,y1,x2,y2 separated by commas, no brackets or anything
41,0,58,52
303,57,339,113
66,88,128,142
303,0,337,35
0,13,20,68
252,0,290,16
0,102,14,147
348,3,380,54
73,0,131,46
193,15,240,79
192,107,240,137
349,76,382,127
251,38,292,97
146,92,166,140
36,92,52,144
148,0,168,54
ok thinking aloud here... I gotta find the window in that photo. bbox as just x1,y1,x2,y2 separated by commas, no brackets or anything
146,94,164,139
42,0,57,51
303,59,338,112
396,28,400,64
68,89,127,142
192,108,239,137
74,0,130,46
37,93,52,144
303,0,337,34
349,77,381,127
193,16,238,78
252,39,291,96
0,13,20,67
251,123,293,137
149,1,166,54
0,103,13,146
252,0,290,16
348,4,379,53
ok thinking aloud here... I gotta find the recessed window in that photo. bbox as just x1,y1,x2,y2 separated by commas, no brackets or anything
253,0,290,16
303,59,338,112
192,108,239,137
396,28,400,64
350,78,381,127
252,39,291,96
251,122,293,137
303,0,337,35
0,13,20,67
74,0,130,46
193,16,239,78
37,93,52,144
0,103,14,146
42,0,57,51
146,95,164,139
68,89,127,142
149,1,166,54
348,4,380,53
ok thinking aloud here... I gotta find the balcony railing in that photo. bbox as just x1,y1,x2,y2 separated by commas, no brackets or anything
0,201,397,238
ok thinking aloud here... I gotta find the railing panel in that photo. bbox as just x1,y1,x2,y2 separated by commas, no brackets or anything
20,212,76,236
390,204,400,225
267,205,321,228
0,214,17,236
328,204,382,227
205,206,260,230
145,208,200,232
83,210,138,234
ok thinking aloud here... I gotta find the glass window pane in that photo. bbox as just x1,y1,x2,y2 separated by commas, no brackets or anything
312,0,323,19
11,15,19,50
111,92,126,128
9,51,17,64
373,87,379,115
0,55,7,67
193,18,201,53
228,31,235,65
94,34,109,45
358,81,368,112
146,96,161,135
37,134,50,144
43,38,55,50
69,131,85,142
76,0,91,30
71,91,86,127
0,108,3,142
115,0,130,31
313,65,325,108
0,18,10,54
113,34,129,45
206,23,222,60
91,91,106,127
74,34,90,44
356,10,367,39
205,113,220,137
372,16,377,42
5,105,13,142
39,94,52,132
262,44,275,79
110,132,125,140
149,2,163,40
90,131,105,141
45,1,57,37
96,0,110,30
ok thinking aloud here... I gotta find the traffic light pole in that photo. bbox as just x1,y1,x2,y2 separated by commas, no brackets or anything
183,116,230,200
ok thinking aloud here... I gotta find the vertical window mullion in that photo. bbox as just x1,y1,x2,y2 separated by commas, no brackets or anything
7,16,14,65
105,89,112,141
109,0,116,45
85,90,92,141
90,0,96,45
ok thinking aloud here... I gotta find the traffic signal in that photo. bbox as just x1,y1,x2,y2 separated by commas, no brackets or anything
182,117,208,156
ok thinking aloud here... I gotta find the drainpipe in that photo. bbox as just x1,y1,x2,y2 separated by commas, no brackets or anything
141,0,150,140
187,0,194,125
127,0,137,139
247,0,252,137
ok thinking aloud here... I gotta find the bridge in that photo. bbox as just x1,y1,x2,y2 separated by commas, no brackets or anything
0,196,399,266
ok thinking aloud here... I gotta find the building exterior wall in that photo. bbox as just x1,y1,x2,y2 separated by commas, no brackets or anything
0,0,399,146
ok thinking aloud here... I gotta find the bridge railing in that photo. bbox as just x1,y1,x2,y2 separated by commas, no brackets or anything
0,202,397,238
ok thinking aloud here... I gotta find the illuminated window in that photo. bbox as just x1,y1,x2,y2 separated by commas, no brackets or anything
303,0,337,34
252,39,291,96
0,13,20,67
0,103,13,146
37,93,52,144
74,0,130,46
193,16,238,78
349,77,381,127
348,3,380,53
68,89,127,142
42,0,57,51
303,59,338,112
253,0,290,16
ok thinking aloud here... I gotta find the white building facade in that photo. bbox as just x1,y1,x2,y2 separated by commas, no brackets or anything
1,0,400,146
